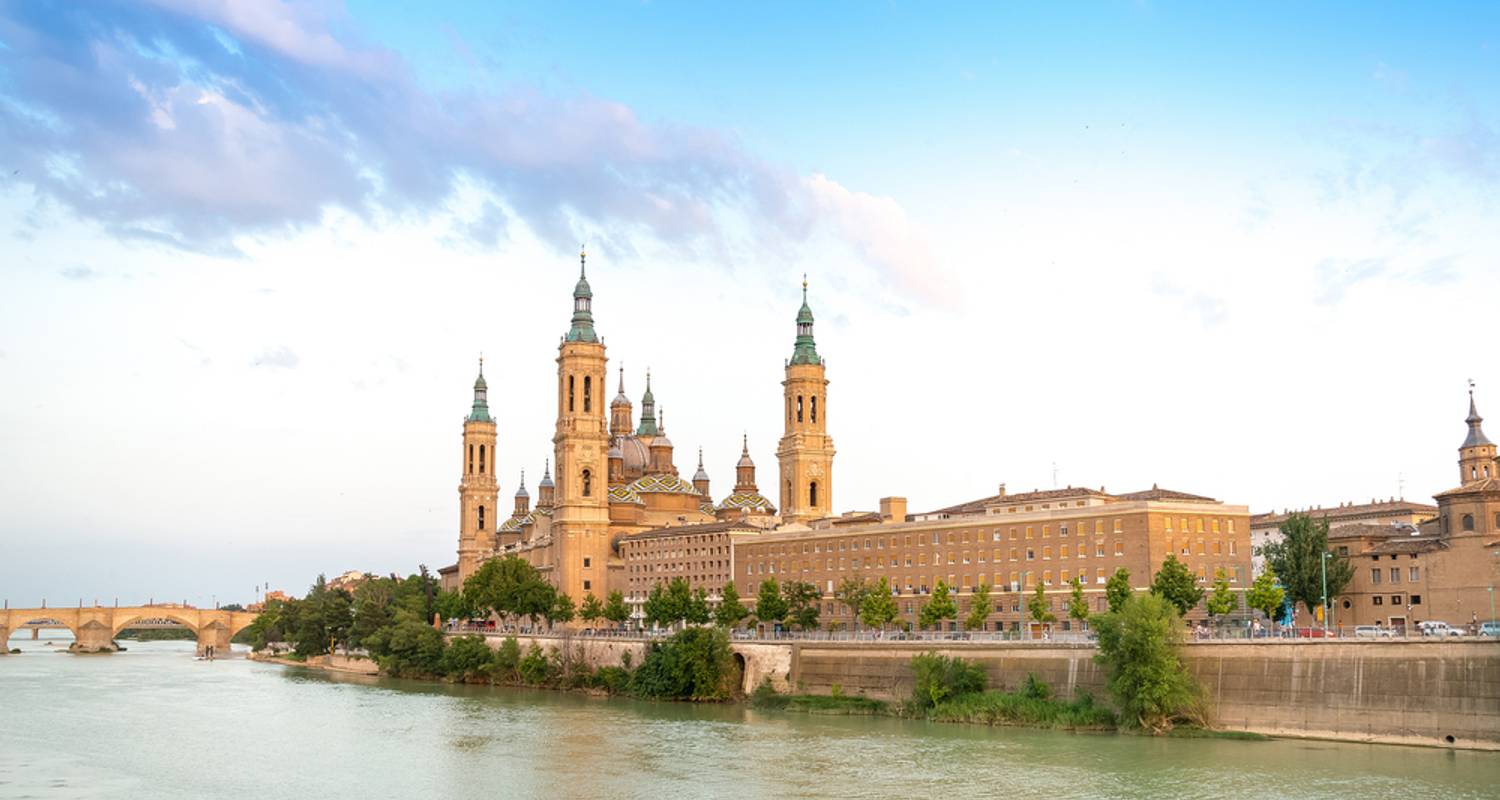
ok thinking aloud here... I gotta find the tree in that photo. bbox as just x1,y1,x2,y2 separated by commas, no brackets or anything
603,590,630,629
1093,592,1197,733
782,580,822,631
434,588,469,622
919,580,958,630
578,592,605,627
1027,583,1056,633
1067,577,1090,627
1151,554,1204,617
547,592,576,628
964,582,993,632
665,577,694,628
1205,568,1238,628
714,581,749,629
754,579,787,628
834,578,872,631
860,577,899,631
1105,567,1133,614
1247,567,1286,625
463,556,548,625
686,587,712,625
643,582,670,629
1260,512,1354,621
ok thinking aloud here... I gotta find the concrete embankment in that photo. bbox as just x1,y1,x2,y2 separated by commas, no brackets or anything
250,651,380,675
477,634,1500,751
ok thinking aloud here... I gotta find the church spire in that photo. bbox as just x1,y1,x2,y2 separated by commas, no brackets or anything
637,368,658,436
1463,382,1492,449
468,355,492,422
790,274,821,365
565,246,598,343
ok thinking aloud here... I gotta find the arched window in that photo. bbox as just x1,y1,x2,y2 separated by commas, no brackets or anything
568,375,575,412
809,481,819,507
811,395,818,423
582,469,592,497
797,395,804,423
468,444,474,475
478,505,486,530
1462,514,1474,532
479,445,486,474
584,375,592,412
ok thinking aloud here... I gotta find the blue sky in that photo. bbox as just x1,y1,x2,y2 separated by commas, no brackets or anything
1,1,1497,606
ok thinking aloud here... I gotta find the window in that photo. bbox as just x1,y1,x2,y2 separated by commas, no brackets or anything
583,580,591,591
478,505,485,530
1026,526,1034,539
1043,571,1053,586
1026,548,1035,561
797,395,804,423
1061,544,1070,559
811,395,818,423
1390,568,1400,584
1113,541,1123,556
1409,566,1420,582
1462,514,1475,532
1370,568,1381,585
1337,546,1349,557
1411,594,1421,605
1113,519,1123,533
1043,526,1051,538
1043,547,1052,560
582,469,592,497
467,444,474,475
479,444,486,474
1391,595,1402,605
809,481,819,507
568,375,575,412
1096,568,1106,584
1373,596,1383,606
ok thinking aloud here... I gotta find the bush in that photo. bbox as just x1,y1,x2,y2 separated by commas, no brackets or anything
927,688,1115,729
1093,592,1199,733
749,677,790,710
518,643,554,686
440,635,493,680
493,637,521,682
630,626,736,701
909,652,987,710
594,665,633,694
376,617,445,677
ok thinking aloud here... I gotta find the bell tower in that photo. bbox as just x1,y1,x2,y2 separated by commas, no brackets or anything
1459,382,1497,484
777,278,835,523
552,247,611,603
457,358,499,583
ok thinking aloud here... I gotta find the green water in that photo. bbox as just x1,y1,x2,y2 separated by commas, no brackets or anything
2,638,1496,799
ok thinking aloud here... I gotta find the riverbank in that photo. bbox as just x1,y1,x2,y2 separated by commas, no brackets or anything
249,651,381,675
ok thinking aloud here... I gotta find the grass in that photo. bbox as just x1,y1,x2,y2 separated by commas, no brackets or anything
922,689,1117,730
1165,727,1270,741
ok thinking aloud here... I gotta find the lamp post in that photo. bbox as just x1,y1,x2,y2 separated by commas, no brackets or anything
1321,551,1331,637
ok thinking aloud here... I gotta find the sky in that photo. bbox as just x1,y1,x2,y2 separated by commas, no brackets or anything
1,1,1498,608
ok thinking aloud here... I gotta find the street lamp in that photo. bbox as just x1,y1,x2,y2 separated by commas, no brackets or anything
1321,551,1331,637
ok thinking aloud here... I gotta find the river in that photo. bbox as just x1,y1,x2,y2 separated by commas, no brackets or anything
2,637,1496,799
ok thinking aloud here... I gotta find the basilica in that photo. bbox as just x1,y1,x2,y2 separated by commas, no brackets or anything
439,249,835,601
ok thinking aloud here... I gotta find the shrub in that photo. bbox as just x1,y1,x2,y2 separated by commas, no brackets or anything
630,626,736,701
440,635,494,680
518,643,554,686
493,637,521,682
1093,592,1199,733
1020,672,1051,701
750,678,790,710
909,652,987,711
594,665,633,694
376,617,445,677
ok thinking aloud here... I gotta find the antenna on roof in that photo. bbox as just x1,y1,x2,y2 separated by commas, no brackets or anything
1397,473,1405,501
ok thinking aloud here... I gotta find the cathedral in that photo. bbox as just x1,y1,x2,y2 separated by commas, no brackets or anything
441,249,833,601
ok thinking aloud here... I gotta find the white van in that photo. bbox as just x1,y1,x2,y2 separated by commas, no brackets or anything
1418,621,1463,637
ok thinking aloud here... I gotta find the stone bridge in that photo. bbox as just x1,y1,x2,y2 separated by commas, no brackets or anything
2,606,259,656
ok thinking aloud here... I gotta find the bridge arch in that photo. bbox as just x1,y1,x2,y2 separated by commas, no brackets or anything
110,609,201,638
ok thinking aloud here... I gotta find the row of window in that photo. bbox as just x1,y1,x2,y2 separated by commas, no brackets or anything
1370,594,1420,606
465,444,489,475
1368,567,1421,585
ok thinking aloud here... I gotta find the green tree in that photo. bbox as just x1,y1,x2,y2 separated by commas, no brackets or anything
440,635,494,680
578,592,605,626
493,637,522,681
603,590,630,629
713,581,749,629
1151,554,1204,616
909,651,987,710
1067,576,1090,626
1093,592,1197,733
374,616,445,677
781,580,822,631
919,580,958,631
834,578,871,631
665,577,694,627
548,592,576,628
1260,512,1354,621
463,556,548,625
686,587,712,626
630,627,737,701
964,582,993,632
1105,567,1133,614
643,582,669,629
434,588,469,622
1027,583,1056,633
1205,568,1238,627
860,577,899,631
1247,567,1286,625
754,579,787,628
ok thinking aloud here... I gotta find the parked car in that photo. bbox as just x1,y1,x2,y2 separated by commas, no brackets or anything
1479,621,1500,638
1419,621,1464,637
1354,625,1395,638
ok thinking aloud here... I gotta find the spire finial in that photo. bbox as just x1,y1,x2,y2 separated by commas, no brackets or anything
479,353,484,374
618,363,625,393
742,431,749,453
544,458,551,478
802,273,808,299
698,446,704,469
520,469,525,487
659,407,665,432
580,244,587,277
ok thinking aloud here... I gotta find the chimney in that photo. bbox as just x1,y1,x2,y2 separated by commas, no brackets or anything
880,496,908,524
997,483,1007,498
